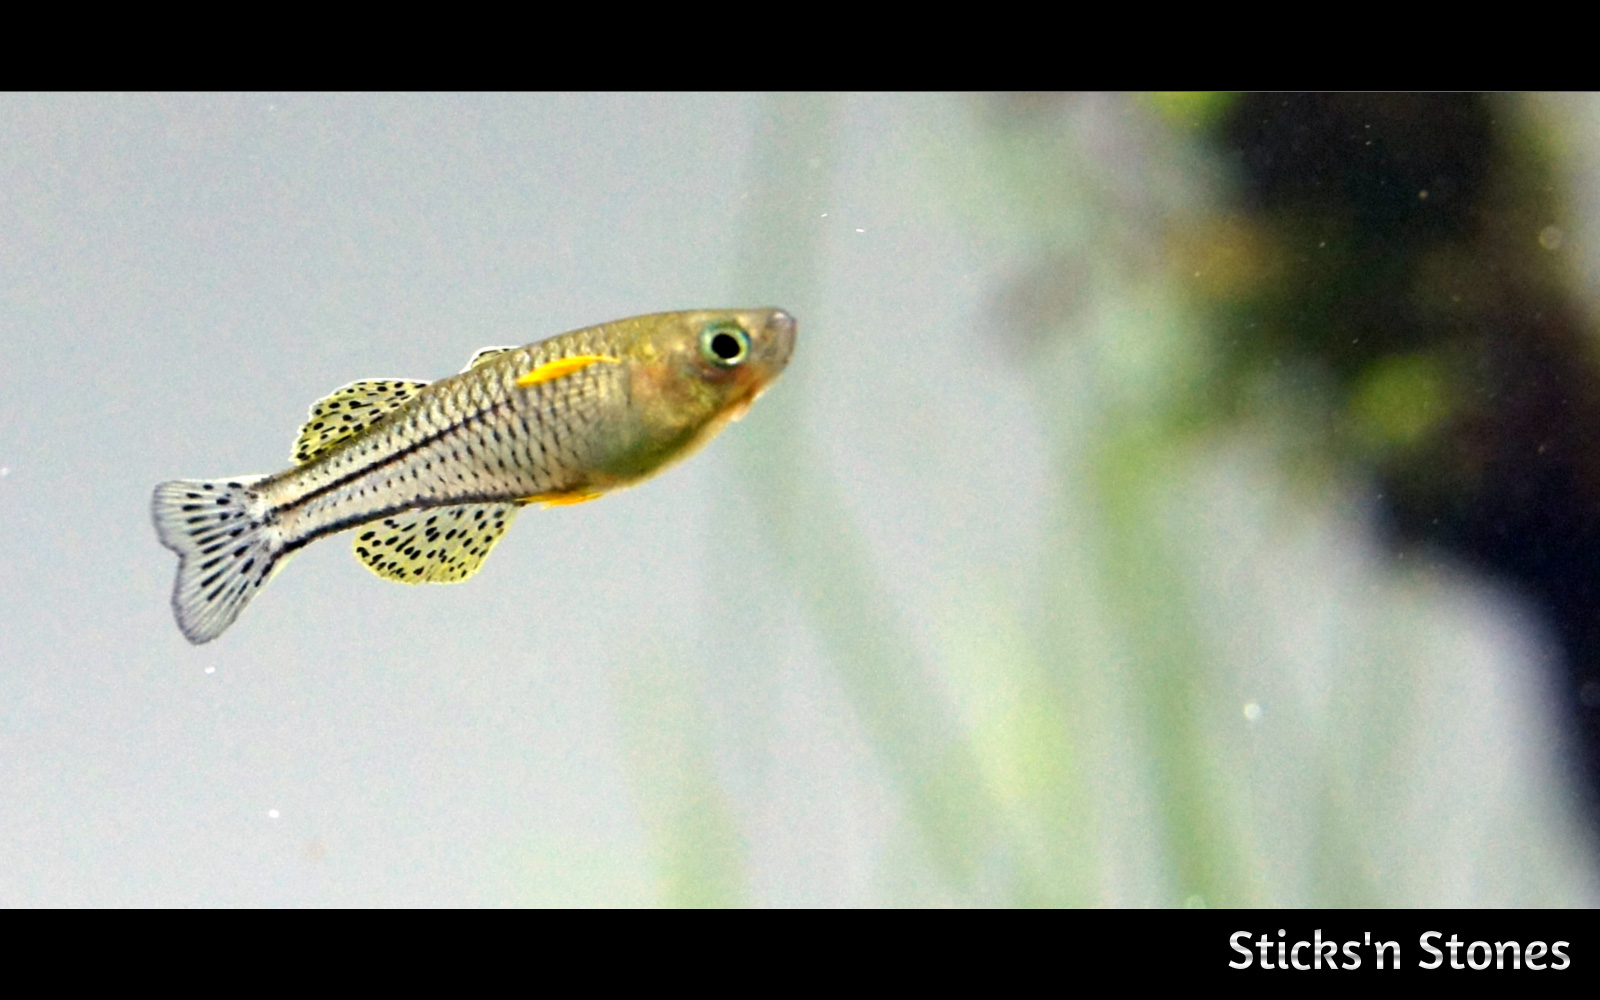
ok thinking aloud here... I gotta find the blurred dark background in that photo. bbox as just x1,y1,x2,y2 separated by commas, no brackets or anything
1214,93,1600,827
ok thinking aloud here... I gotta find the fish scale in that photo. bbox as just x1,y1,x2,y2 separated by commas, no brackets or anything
266,349,616,546
153,308,796,644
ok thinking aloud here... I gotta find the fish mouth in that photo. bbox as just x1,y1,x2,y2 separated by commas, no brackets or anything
735,308,796,415
763,309,798,369
728,313,793,420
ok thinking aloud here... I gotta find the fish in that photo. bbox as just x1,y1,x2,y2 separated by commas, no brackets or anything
152,308,797,644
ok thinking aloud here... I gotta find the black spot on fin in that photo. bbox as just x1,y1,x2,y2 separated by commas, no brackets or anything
352,502,520,584
291,378,430,464
152,475,287,644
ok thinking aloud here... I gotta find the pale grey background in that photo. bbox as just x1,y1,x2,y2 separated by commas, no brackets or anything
1,93,1595,906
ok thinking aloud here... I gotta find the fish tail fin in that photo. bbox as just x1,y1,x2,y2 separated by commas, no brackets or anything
152,475,283,644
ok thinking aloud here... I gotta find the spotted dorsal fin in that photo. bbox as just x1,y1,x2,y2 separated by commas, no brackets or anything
291,379,429,464
352,503,521,583
461,346,520,373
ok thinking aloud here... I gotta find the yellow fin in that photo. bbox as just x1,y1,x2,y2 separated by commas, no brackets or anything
515,354,620,387
352,503,521,583
461,346,520,373
519,489,603,508
292,379,429,464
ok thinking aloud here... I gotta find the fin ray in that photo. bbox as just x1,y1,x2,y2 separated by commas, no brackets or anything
152,476,284,644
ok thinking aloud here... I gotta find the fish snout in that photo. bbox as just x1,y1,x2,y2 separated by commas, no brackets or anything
761,308,798,371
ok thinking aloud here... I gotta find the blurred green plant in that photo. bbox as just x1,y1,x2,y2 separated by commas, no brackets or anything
613,644,746,907
727,94,1003,892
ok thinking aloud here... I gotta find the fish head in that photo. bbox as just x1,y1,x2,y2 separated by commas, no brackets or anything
602,307,797,481
670,306,796,414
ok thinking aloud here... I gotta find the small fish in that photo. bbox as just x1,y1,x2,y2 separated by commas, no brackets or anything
153,308,796,644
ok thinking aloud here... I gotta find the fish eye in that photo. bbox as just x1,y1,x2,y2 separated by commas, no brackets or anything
700,322,750,368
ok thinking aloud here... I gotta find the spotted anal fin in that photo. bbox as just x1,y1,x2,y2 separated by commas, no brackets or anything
291,379,430,464
352,503,521,583
462,346,520,372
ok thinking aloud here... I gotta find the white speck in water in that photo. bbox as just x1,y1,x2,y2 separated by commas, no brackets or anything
855,228,865,234
1539,225,1564,251
1243,701,1263,723
204,666,215,675
0,466,9,477
1418,189,1429,200
820,212,829,217
268,809,280,820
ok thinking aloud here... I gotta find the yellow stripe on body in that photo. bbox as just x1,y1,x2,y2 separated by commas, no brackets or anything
515,354,621,387
519,490,603,507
